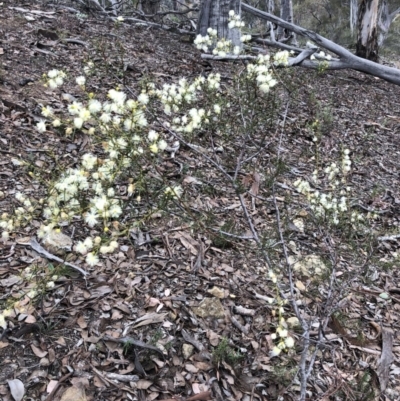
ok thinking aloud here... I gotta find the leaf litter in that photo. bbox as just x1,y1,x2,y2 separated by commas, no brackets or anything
0,1,400,401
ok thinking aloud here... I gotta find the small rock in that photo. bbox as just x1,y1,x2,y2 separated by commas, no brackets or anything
182,343,194,359
207,286,225,299
42,231,72,256
192,297,225,319
287,317,300,327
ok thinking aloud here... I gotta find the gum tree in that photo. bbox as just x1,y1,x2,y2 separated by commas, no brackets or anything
197,0,242,49
355,0,400,61
356,0,380,61
277,0,296,43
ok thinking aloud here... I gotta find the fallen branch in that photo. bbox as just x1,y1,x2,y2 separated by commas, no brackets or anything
20,237,88,277
241,2,400,86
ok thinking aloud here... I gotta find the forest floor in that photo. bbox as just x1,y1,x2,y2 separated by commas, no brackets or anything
1,1,400,401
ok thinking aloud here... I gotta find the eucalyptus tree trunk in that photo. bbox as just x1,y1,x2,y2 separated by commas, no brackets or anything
277,0,296,44
267,0,275,13
356,0,380,61
350,0,358,35
197,0,242,48
378,0,400,46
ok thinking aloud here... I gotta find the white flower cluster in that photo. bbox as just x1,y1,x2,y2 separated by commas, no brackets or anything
294,178,345,225
194,27,217,52
342,149,351,173
324,162,340,182
195,14,248,55
274,50,290,66
294,152,363,225
76,76,86,86
35,92,175,260
266,271,295,357
39,155,122,229
75,236,95,254
0,191,37,240
310,51,332,61
158,73,220,134
228,12,251,47
173,107,209,134
212,38,233,57
168,74,220,134
157,78,199,115
37,81,169,156
83,61,94,75
247,55,277,93
44,69,66,89
270,325,295,357
228,10,245,29
165,186,183,198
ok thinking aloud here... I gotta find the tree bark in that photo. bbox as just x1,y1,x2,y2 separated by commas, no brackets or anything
356,0,380,62
378,1,400,45
277,0,296,44
197,0,242,49
350,0,358,34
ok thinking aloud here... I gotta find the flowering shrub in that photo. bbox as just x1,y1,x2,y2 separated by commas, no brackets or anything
293,150,364,226
1,16,291,268
0,16,319,365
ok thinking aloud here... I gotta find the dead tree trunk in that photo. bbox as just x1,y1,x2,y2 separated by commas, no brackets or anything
197,0,242,48
356,0,380,62
277,0,296,44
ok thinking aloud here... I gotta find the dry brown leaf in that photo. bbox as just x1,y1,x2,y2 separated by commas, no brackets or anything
174,371,185,387
111,309,123,320
249,171,260,197
178,233,198,255
136,379,153,390
81,331,100,343
147,297,161,307
132,312,167,328
113,302,131,314
193,361,212,370
186,391,212,401
185,363,199,373
30,344,47,358
1,275,22,287
27,370,47,383
24,315,36,324
77,315,87,329
295,280,306,291
55,337,66,346
90,285,113,298
377,328,394,391
206,330,219,346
